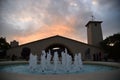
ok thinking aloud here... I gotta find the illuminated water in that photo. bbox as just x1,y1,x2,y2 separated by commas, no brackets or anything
0,64,117,75
0,49,118,75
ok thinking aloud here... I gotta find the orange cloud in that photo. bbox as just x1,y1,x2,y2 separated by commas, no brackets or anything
13,23,86,45
13,24,71,44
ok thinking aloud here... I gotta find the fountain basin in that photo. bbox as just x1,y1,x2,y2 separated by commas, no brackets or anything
0,61,120,80
0,61,119,75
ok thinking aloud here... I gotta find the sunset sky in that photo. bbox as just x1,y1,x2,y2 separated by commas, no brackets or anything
0,0,120,45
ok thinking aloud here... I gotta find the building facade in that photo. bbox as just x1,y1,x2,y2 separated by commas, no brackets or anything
7,20,103,61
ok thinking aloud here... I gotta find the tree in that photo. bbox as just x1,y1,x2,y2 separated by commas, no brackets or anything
21,47,31,61
100,33,120,61
0,37,10,58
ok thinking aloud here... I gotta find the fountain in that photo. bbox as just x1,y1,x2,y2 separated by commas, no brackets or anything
73,53,83,72
53,51,59,72
40,50,47,72
28,49,83,73
29,53,37,70
0,49,119,76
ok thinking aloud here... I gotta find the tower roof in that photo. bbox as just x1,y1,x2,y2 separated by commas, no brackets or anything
85,21,102,27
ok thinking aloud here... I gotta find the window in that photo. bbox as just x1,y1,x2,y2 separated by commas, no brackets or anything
95,23,97,27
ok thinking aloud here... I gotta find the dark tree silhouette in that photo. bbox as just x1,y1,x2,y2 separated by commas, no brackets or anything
21,47,31,61
100,33,120,61
0,37,10,58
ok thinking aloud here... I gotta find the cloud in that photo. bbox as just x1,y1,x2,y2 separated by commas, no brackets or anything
0,0,93,44
91,0,120,38
0,0,119,44
92,0,120,17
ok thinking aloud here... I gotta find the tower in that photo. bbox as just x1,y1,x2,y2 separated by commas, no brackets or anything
86,21,103,47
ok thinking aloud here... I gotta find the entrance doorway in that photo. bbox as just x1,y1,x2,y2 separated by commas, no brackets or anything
45,44,73,61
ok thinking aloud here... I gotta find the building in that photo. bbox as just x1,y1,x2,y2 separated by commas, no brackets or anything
86,21,103,47
7,20,103,61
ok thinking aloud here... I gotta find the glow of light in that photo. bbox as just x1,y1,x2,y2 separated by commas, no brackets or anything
52,47,60,50
92,0,98,5
107,43,114,46
70,3,78,7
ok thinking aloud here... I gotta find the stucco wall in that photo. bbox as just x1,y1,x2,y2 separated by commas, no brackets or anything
7,36,103,60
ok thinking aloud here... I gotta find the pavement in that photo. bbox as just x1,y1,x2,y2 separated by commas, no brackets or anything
0,70,120,80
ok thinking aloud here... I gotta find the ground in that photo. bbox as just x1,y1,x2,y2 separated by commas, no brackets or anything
0,69,120,80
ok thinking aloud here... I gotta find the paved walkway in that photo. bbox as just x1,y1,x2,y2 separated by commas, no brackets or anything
0,70,120,80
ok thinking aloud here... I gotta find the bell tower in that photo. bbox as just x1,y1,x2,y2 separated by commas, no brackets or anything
86,21,103,47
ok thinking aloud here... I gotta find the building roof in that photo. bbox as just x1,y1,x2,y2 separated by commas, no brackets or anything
12,35,100,49
85,21,102,27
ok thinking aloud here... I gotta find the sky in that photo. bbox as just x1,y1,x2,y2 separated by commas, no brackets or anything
0,0,120,45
